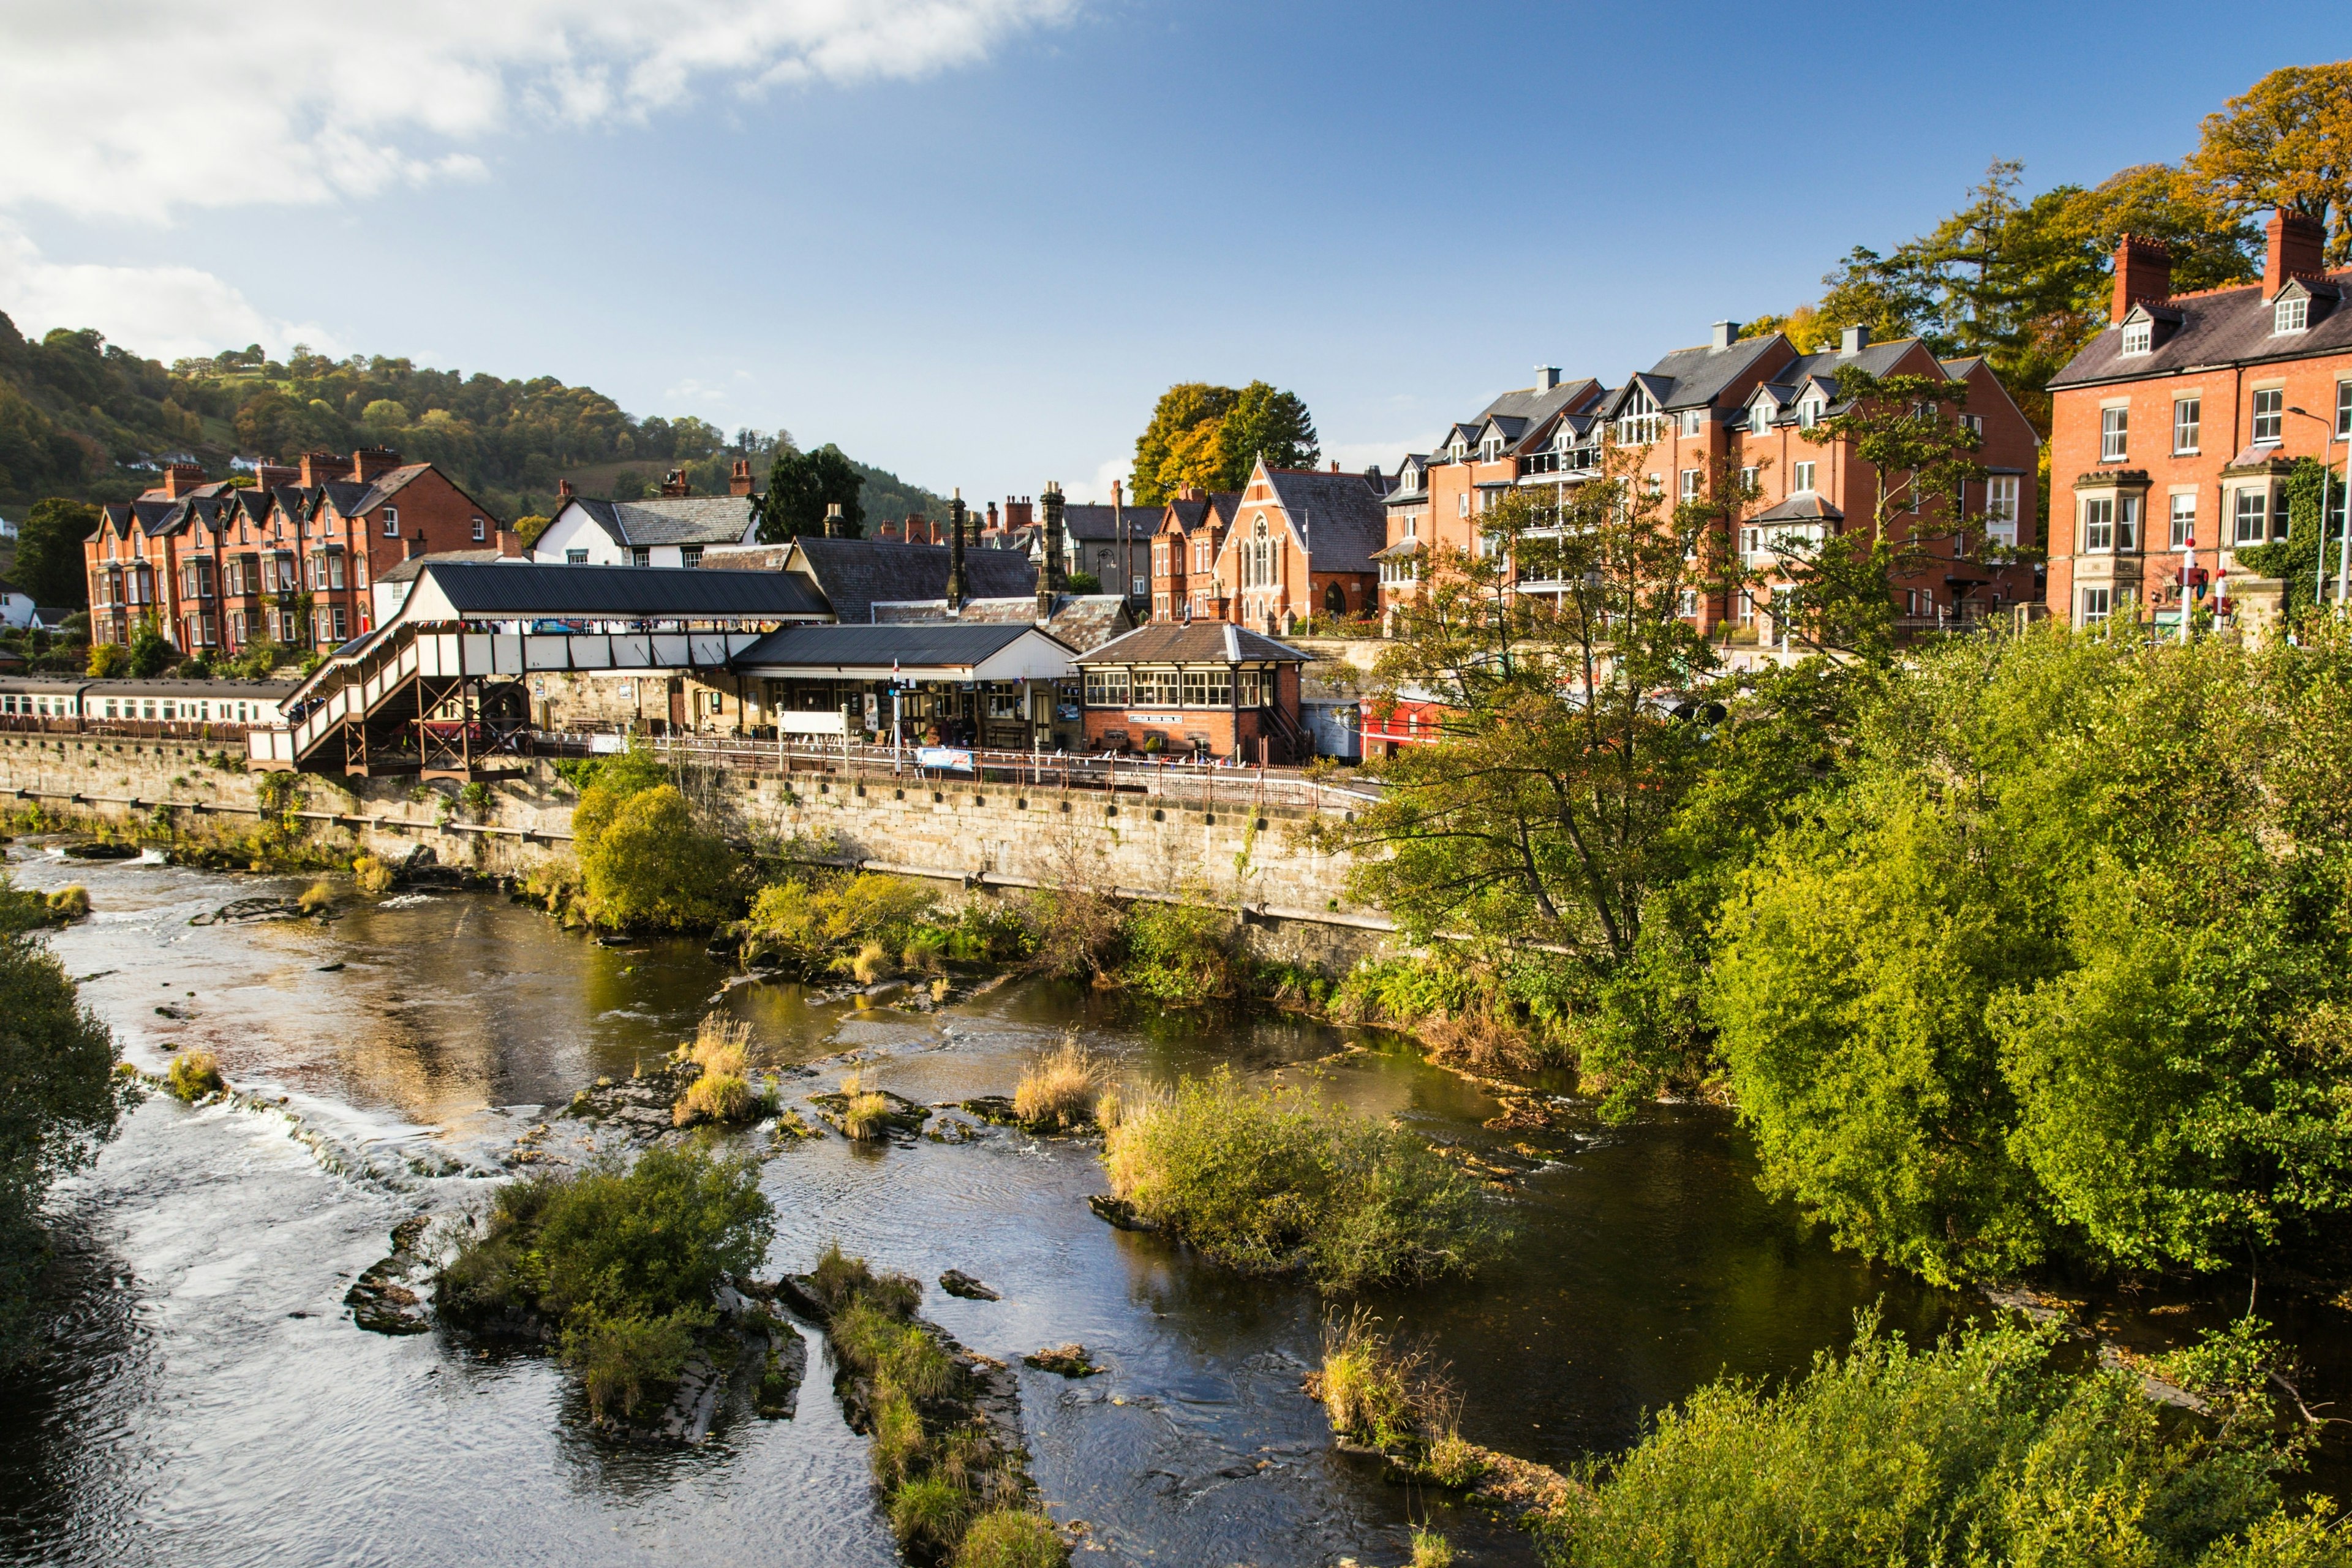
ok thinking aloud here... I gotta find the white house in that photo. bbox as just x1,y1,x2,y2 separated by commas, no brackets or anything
0,589,35,628
530,496,760,569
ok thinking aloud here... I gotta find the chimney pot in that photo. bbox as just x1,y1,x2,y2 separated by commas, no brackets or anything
557,478,576,500
1535,364,1561,391
1840,325,1870,355
658,469,691,498
2266,209,2328,298
1711,321,1740,350
2112,232,2175,322
728,459,753,497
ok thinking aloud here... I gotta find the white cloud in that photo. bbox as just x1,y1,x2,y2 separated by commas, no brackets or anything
1081,453,1132,505
0,224,339,360
0,0,1082,221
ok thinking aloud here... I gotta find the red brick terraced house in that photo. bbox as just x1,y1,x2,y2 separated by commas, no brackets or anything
1379,333,2040,651
87,449,505,658
2046,211,2352,630
1147,486,1243,623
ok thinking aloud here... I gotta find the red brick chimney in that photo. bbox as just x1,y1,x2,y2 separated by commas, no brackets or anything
299,451,344,487
1004,497,1033,532
557,478,576,501
658,469,691,498
2111,234,2173,322
495,526,522,558
404,533,424,560
1177,484,1202,502
252,462,299,490
2266,209,2328,298
160,462,207,499
729,459,753,497
352,447,403,483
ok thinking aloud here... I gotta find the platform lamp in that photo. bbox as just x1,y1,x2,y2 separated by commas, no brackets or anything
2286,404,2352,611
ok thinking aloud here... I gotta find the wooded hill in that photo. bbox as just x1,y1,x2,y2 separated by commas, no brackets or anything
0,312,946,525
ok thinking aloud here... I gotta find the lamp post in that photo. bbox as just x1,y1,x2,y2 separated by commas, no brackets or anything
2179,528,2198,646
2285,405,2351,611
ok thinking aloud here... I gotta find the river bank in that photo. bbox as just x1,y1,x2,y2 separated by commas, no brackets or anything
4,845,2348,1566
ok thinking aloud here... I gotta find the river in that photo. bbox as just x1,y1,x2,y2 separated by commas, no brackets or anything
2,848,2339,1567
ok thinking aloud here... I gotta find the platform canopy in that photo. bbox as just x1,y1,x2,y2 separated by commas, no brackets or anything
729,622,1077,682
394,561,828,624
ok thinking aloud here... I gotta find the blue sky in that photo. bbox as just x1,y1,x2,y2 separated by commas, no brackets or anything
0,1,2329,504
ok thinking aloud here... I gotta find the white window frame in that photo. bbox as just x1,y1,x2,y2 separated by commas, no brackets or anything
2080,586,2112,626
1679,469,1703,501
1986,476,2019,546
1797,398,1823,429
2121,320,2152,355
2082,496,2115,552
2174,396,2201,455
2253,388,2284,445
1749,400,1773,435
2276,295,2309,334
2234,488,2268,545
2337,380,2352,440
1678,409,1703,438
2169,493,2196,548
2100,405,2128,462
1792,461,1817,494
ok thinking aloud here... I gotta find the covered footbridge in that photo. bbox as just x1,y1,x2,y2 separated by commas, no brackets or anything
247,562,828,778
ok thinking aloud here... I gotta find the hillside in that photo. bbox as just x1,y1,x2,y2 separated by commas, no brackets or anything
0,312,947,524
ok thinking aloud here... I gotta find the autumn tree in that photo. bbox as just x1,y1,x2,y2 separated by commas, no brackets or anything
2190,60,2352,262
1128,380,1319,503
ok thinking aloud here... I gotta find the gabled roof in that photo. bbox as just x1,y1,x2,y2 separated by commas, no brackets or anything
1058,503,1158,543
554,496,756,549
1752,493,1844,523
1781,338,1932,394
1074,621,1312,665
1254,466,1389,573
729,620,1075,674
399,561,827,621
1453,377,1602,450
2053,268,2352,389
786,536,1036,622
1642,334,1790,410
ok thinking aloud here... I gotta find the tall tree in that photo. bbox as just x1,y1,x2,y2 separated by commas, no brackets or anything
2190,60,2352,262
755,443,865,541
1218,382,1319,478
12,498,97,608
1130,383,1238,505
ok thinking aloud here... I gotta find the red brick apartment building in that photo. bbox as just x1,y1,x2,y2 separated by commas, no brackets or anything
2047,211,2352,628
1381,333,2041,646
86,450,505,657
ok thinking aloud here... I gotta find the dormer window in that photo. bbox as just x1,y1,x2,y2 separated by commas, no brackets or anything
1615,385,1662,447
1798,398,1823,429
1678,410,1703,438
1750,401,1773,435
1480,436,1503,461
2277,295,2310,334
2121,320,2152,355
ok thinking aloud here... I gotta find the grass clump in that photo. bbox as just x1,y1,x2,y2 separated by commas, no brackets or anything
952,1509,1068,1567
807,1240,923,1319
352,854,396,896
1317,1310,1455,1451
1538,1311,2352,1568
45,885,90,923
295,880,333,915
843,1091,893,1140
436,1145,773,1423
165,1049,225,1102
851,940,894,984
1425,1430,1488,1489
1012,1038,1101,1132
1101,1066,1507,1291
675,1071,750,1126
1408,1528,1454,1568
671,1014,764,1128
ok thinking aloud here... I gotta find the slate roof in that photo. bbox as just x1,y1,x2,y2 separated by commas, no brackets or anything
1256,467,1390,573
562,496,758,548
1752,493,1845,523
404,562,826,620
1060,503,1156,543
2050,271,2352,388
788,537,1036,623
1075,622,1312,665
1460,378,1601,448
1642,336,1788,410
871,594,1135,651
729,621,1067,671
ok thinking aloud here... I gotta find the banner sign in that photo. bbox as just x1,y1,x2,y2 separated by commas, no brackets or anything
916,747,974,772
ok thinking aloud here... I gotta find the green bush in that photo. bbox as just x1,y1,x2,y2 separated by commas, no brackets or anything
807,1240,922,1318
165,1049,225,1102
1539,1313,2346,1568
84,642,127,677
561,1306,703,1419
741,872,940,974
891,1472,970,1552
1102,1066,1506,1289
1116,899,1237,1003
576,782,737,932
952,1510,1068,1568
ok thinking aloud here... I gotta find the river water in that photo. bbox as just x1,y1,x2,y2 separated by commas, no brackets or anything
1,848,2339,1567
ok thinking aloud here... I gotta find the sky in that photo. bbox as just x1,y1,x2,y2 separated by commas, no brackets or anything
0,1,2333,505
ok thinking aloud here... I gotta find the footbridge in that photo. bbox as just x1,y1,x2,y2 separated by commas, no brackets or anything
247,562,827,778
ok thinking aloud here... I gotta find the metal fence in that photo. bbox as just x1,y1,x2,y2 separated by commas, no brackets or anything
540,732,1381,815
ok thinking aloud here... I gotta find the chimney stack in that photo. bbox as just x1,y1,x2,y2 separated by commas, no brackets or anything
1839,325,1871,356
729,458,753,497
823,502,842,538
658,469,691,498
1004,497,1033,532
160,462,208,499
986,499,1000,541
1535,365,1561,391
557,478,576,501
352,447,402,482
1177,483,1202,502
2266,209,2328,298
299,451,342,487
496,526,522,558
404,533,424,560
2112,233,2174,322
1711,321,1740,350
1038,481,1065,623
252,462,298,491
947,488,967,609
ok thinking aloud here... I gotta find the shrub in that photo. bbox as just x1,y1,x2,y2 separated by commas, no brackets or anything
673,1071,750,1126
1101,1066,1506,1290
1021,886,1121,982
575,776,736,932
45,886,90,922
1408,1528,1453,1568
902,925,949,972
1319,1310,1454,1451
437,1145,772,1333
352,855,396,896
166,1049,225,1102
561,1306,703,1419
850,941,893,984
1424,1430,1487,1489
1012,1038,1101,1131
952,1510,1068,1568
742,873,938,974
1538,1312,2346,1568
1117,899,1237,1003
85,642,127,678
807,1240,922,1318
843,1091,892,1141
296,881,333,914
